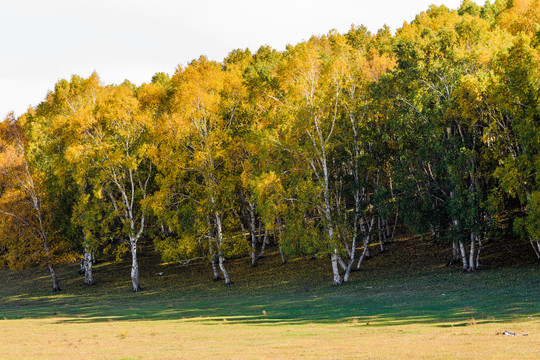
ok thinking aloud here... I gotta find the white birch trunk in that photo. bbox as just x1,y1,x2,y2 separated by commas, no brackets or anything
331,251,342,286
356,243,370,270
278,245,286,264
257,228,268,259
468,231,476,272
48,263,61,292
343,260,354,283
475,236,482,270
209,244,220,281
344,103,362,283
337,256,347,271
343,206,359,282
41,229,60,292
130,240,140,292
321,146,341,285
215,212,232,285
207,220,220,281
217,251,231,285
42,233,61,292
83,245,94,285
356,217,376,270
459,240,468,272
343,194,359,283
109,163,149,292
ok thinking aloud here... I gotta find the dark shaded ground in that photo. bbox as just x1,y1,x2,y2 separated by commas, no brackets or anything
0,233,538,326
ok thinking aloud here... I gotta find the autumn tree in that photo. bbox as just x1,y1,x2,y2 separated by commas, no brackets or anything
152,56,249,285
38,73,104,285
66,84,155,291
0,115,62,291
487,33,540,259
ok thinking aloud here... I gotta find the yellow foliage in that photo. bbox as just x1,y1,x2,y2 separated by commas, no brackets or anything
497,0,540,35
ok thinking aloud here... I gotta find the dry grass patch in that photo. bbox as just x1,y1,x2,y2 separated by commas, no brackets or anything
0,317,538,359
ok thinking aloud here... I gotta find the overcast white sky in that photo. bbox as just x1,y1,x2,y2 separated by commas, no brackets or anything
0,0,483,118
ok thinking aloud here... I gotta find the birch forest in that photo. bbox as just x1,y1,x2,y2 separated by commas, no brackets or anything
1,0,539,292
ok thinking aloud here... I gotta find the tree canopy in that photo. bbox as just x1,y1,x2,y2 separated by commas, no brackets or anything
1,0,539,291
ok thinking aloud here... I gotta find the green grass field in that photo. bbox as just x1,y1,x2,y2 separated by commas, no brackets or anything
1,236,539,359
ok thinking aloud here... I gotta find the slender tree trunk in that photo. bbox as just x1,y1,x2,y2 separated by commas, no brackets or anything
329,231,341,286
468,231,476,272
343,202,360,282
448,240,461,265
83,245,94,285
356,217,375,270
475,236,482,270
48,262,61,292
320,152,341,285
331,251,342,286
215,212,231,285
127,211,145,292
343,260,354,283
36,203,60,292
343,194,360,283
209,244,220,281
337,256,347,271
343,210,359,282
453,215,468,271
459,240,468,272
42,236,60,293
257,227,268,259
207,219,220,281
42,237,61,292
130,240,141,292
278,244,286,264
356,242,370,270
217,251,231,285
345,108,362,283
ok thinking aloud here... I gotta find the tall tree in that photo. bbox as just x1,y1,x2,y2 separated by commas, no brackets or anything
153,56,247,285
0,115,61,291
66,84,154,291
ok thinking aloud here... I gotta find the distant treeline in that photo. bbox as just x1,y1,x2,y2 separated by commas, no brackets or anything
0,0,538,292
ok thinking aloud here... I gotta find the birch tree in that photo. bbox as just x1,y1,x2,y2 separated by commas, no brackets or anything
44,73,103,285
0,115,61,291
66,84,154,291
153,56,245,285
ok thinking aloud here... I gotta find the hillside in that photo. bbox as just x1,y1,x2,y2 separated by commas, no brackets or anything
1,233,537,321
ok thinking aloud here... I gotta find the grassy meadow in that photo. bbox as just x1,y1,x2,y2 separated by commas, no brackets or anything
0,236,539,359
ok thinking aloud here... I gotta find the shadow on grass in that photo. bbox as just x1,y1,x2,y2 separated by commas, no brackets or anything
1,246,538,328
1,283,538,328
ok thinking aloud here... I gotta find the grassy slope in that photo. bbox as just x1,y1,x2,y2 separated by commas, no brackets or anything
0,235,539,359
